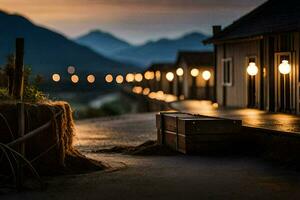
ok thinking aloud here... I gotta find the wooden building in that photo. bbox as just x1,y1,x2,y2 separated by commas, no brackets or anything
175,51,214,100
146,63,175,94
204,0,300,114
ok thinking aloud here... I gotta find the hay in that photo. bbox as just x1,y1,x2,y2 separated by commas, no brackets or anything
0,101,106,177
93,140,178,156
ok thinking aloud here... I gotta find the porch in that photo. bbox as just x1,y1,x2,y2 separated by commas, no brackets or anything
170,100,300,135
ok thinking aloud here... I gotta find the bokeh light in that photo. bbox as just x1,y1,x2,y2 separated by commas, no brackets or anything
144,71,155,80
135,73,143,82
52,73,60,82
105,74,113,83
202,70,211,81
67,66,76,74
143,88,150,95
126,73,135,82
87,74,96,83
155,71,161,81
166,72,174,82
132,86,143,94
176,68,184,76
71,75,79,83
116,75,124,84
190,68,199,77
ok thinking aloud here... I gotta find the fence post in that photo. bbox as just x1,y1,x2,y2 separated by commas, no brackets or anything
13,38,24,100
6,55,15,96
16,102,25,190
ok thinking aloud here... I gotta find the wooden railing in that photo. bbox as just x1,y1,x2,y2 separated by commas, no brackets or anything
1,104,64,190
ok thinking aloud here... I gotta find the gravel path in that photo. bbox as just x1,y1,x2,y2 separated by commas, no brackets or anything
3,112,300,200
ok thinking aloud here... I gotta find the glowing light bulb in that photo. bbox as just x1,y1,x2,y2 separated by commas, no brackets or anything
202,70,211,80
278,60,291,75
247,62,258,76
166,72,174,82
176,68,184,76
190,68,199,77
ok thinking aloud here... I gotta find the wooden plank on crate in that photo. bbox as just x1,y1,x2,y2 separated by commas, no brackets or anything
178,118,242,135
156,112,194,132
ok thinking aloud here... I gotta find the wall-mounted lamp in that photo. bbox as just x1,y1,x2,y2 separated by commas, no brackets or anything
202,70,211,81
247,62,258,76
278,60,291,75
190,68,199,77
176,68,184,76
166,72,174,82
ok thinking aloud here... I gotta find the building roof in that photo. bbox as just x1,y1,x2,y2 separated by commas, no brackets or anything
176,51,213,67
147,63,175,72
204,0,300,44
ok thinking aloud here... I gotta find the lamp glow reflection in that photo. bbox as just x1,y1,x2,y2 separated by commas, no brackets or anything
278,60,291,75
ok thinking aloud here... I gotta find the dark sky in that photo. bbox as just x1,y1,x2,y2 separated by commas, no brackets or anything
1,0,267,44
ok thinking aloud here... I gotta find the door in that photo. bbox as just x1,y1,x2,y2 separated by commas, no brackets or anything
274,52,296,113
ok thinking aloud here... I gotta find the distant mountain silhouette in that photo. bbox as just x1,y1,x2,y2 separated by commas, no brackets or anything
113,32,213,66
76,30,132,57
77,31,213,67
0,11,138,80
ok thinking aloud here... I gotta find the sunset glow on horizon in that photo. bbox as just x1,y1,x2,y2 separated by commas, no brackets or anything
0,0,266,44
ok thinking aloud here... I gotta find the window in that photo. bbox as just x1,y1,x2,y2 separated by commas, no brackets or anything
222,58,233,86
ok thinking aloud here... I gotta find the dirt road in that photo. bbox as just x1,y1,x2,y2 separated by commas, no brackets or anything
3,113,300,200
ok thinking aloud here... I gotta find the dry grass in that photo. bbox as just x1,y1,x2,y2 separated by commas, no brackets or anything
0,101,106,180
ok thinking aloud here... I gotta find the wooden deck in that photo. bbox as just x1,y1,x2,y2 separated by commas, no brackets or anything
171,100,300,136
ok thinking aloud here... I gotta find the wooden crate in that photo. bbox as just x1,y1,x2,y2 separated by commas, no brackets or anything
156,111,242,154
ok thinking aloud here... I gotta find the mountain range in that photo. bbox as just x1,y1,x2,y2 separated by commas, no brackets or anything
76,31,213,67
0,11,138,80
76,30,131,57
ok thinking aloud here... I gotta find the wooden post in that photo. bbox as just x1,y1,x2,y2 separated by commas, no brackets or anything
6,55,15,96
16,102,25,190
13,38,24,100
